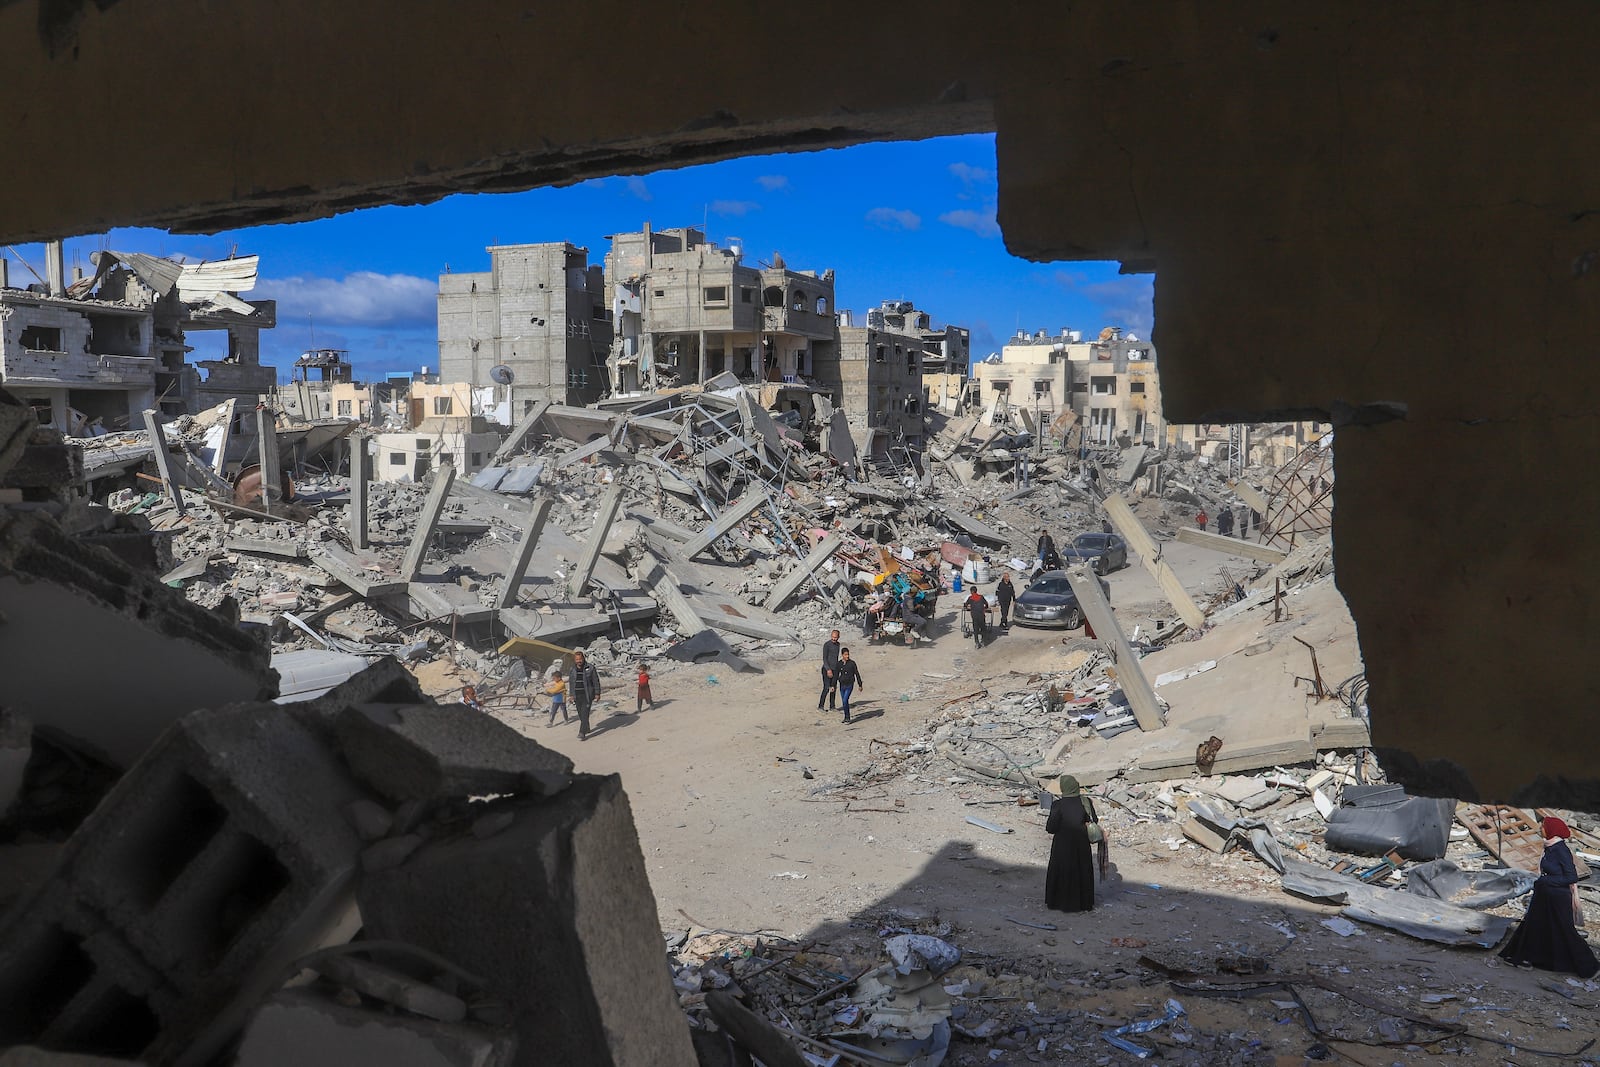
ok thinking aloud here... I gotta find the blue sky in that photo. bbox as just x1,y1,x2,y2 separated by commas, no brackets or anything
1,134,1152,383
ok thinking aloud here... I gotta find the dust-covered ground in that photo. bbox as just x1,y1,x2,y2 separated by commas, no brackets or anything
418,548,1600,1065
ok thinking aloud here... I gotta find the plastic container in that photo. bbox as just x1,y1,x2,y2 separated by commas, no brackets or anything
951,573,962,593
962,559,992,586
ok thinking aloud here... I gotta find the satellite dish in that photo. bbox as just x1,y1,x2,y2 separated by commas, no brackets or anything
489,364,515,385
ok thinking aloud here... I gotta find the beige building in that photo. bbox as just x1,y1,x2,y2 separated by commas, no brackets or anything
816,300,960,455
604,225,835,393
372,380,498,483
980,326,1161,446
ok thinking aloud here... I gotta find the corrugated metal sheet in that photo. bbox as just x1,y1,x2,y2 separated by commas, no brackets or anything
177,255,258,296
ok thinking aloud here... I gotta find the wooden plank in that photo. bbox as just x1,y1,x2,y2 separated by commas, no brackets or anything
1063,565,1164,732
1102,493,1206,629
764,532,845,611
1174,526,1289,563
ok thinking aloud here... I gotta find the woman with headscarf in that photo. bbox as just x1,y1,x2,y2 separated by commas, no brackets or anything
1044,774,1104,913
1499,816,1598,978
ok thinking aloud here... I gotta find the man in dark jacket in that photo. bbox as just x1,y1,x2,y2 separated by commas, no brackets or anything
1217,507,1234,537
834,648,865,723
570,650,602,741
965,587,991,645
818,629,841,710
995,572,1016,628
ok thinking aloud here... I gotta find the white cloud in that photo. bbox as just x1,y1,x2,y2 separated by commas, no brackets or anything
949,161,994,188
710,199,760,217
755,174,789,192
938,207,1000,239
865,207,922,231
255,271,437,328
625,176,652,201
1079,275,1155,337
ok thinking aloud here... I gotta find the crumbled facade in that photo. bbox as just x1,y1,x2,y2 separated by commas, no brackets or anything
372,381,499,483
604,225,836,394
0,246,274,435
437,243,613,413
978,326,1161,446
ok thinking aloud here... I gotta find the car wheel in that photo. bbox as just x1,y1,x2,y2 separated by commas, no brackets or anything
1065,605,1084,629
1094,557,1108,576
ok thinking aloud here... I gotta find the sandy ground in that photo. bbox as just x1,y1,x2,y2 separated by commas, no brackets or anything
418,545,1600,1064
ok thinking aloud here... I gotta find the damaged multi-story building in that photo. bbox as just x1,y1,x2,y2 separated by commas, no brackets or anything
603,225,836,396
0,243,275,435
974,326,1161,446
436,243,614,413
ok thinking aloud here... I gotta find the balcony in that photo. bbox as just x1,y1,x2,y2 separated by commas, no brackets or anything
2,348,156,388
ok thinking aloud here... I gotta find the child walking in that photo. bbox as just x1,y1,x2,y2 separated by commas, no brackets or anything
637,665,654,713
545,671,570,726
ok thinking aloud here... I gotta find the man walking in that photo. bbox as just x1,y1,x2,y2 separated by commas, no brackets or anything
818,629,841,711
965,586,991,647
995,571,1016,629
570,650,602,741
1217,507,1234,537
835,647,864,723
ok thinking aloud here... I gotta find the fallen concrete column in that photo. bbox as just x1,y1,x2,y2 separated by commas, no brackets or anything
567,480,624,599
490,399,551,465
141,410,185,515
357,775,698,1067
1227,479,1271,517
1174,526,1289,563
348,433,371,550
680,491,767,560
1063,566,1164,732
550,434,614,470
495,498,552,610
641,556,706,634
764,533,845,611
1101,493,1206,629
400,465,456,582
256,407,282,512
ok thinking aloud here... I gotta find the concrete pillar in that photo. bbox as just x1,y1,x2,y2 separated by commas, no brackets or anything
348,433,371,550
568,479,625,598
1063,567,1163,732
44,239,63,296
764,532,845,611
697,328,706,384
256,406,282,511
400,464,456,581
491,399,551,465
1101,492,1206,630
141,409,186,514
680,490,767,559
496,497,552,609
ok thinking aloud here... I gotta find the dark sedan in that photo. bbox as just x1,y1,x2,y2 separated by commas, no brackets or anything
1010,570,1111,629
1060,532,1128,575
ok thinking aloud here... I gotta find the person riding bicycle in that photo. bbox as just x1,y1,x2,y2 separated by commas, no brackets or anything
965,586,991,646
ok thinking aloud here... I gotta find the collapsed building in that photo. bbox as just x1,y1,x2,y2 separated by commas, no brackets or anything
975,327,1161,448
0,245,274,435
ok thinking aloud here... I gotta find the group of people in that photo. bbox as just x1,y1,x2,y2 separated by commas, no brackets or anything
818,629,866,722
532,650,655,741
1195,506,1259,538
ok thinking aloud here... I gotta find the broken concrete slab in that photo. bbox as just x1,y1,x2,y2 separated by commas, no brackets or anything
335,703,573,804
357,775,698,1067
236,989,516,1067
1116,444,1149,484
312,545,408,599
939,508,1007,545
491,398,551,465
0,509,275,768
495,498,552,610
764,532,845,611
1102,493,1205,629
407,579,496,625
1174,526,1289,563
225,534,308,559
681,490,768,559
568,479,626,598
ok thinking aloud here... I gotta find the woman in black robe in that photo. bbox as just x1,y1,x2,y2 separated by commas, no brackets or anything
1045,774,1099,912
1499,816,1598,979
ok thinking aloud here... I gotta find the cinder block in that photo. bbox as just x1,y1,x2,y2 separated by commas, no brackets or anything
0,703,368,1065
237,989,515,1067
357,776,697,1067
334,703,573,804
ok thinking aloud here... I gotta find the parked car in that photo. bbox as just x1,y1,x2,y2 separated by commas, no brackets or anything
1010,570,1111,629
1060,532,1128,575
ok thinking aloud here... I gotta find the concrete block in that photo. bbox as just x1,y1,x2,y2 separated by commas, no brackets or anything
357,775,697,1067
0,697,372,1064
237,989,515,1067
334,703,574,805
